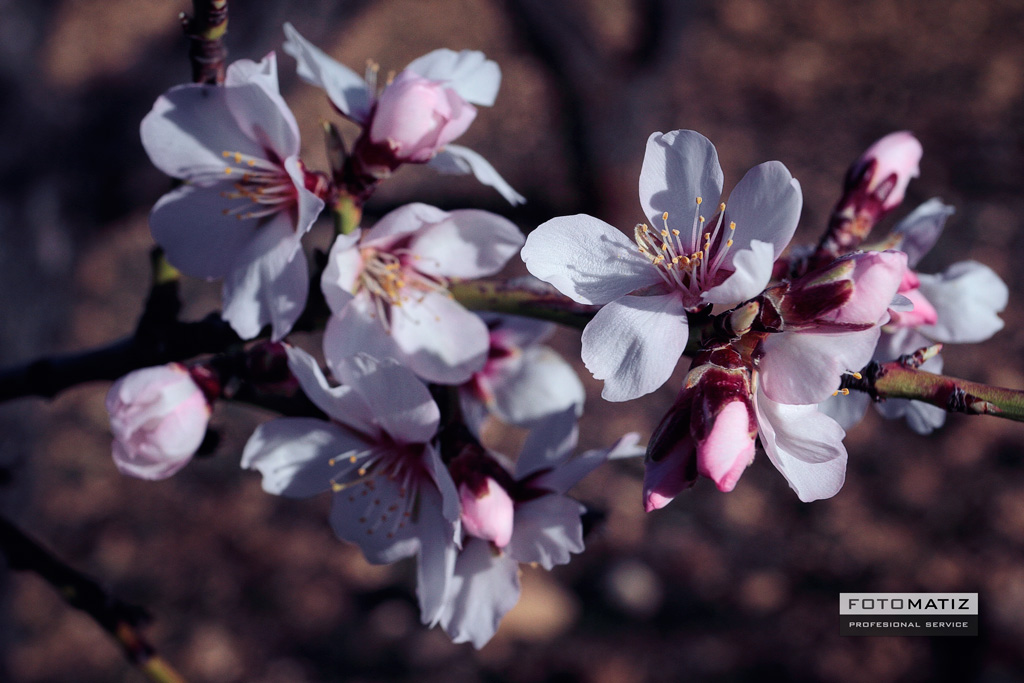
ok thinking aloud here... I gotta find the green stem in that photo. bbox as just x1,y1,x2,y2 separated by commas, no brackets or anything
333,193,362,235
449,278,597,329
845,345,1024,422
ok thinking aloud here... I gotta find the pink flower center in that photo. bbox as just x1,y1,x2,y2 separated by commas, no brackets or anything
357,248,450,330
634,197,737,302
328,443,425,540
219,150,297,220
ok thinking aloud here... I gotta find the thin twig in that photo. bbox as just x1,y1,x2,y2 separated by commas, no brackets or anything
0,516,186,683
181,0,229,85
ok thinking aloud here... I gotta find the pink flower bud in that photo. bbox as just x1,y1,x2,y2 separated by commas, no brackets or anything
851,131,922,212
105,364,211,480
459,477,515,548
369,71,477,163
696,400,756,493
788,251,907,327
887,269,938,328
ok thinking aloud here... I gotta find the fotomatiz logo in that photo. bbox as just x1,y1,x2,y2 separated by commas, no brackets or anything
839,593,979,636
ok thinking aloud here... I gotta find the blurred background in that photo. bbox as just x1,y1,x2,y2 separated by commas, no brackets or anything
1,0,1023,680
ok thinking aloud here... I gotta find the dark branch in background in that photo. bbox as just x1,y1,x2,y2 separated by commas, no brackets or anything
0,515,186,683
496,0,694,216
182,0,229,85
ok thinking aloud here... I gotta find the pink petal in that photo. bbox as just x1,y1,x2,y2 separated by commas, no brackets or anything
459,478,515,548
696,400,756,492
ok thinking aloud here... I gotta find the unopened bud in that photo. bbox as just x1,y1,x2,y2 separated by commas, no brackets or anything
459,477,515,548
850,132,922,212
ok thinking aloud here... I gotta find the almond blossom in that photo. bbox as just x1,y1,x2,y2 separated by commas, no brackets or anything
459,314,585,430
522,130,802,401
141,53,325,340
434,408,642,648
823,199,1009,433
321,203,524,385
282,23,524,204
242,348,460,625
106,363,211,480
643,351,848,509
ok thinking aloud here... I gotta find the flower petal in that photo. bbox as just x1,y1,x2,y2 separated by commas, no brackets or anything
701,240,775,305
521,215,661,305
323,294,402,374
223,53,300,159
722,161,801,261
242,417,362,497
361,203,450,248
754,388,847,502
437,538,521,648
506,495,585,570
409,209,524,279
639,130,724,229
916,261,1007,343
893,198,955,268
320,230,363,313
487,346,585,427
221,214,308,340
284,345,376,435
414,482,459,626
282,23,373,124
327,465,423,564
758,327,881,405
817,391,871,431
388,290,489,384
515,406,579,481
141,84,265,181
428,145,526,205
332,353,440,444
149,183,259,279
404,50,501,106
581,293,688,402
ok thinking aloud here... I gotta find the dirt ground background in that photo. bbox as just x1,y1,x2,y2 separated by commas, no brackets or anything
2,0,1024,681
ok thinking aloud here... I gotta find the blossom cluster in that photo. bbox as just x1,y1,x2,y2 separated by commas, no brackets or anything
105,24,1007,648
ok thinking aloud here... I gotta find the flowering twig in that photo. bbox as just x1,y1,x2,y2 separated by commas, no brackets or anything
450,277,598,329
0,515,185,683
181,0,228,85
843,344,1024,422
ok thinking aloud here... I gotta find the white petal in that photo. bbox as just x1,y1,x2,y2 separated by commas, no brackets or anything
754,388,847,502
916,261,1007,343
428,145,526,205
480,313,554,349
581,293,689,402
437,539,521,648
701,240,775,305
488,346,585,427
817,391,871,431
639,130,724,229
405,49,501,106
415,483,459,626
362,203,450,248
758,327,880,405
282,23,373,124
893,198,955,268
242,418,364,498
332,354,440,444
221,215,308,340
149,183,258,279
388,291,489,384
284,156,326,237
141,84,265,181
323,294,402,373
506,495,585,569
321,230,363,313
521,215,661,305
515,407,580,481
284,346,376,435
722,161,801,261
223,53,300,159
409,209,523,279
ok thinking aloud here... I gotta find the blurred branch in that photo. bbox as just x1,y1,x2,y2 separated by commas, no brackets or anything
844,344,1024,422
181,0,229,84
0,515,186,683
450,277,597,329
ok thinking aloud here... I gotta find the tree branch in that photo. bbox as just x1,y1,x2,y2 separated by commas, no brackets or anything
0,516,185,683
